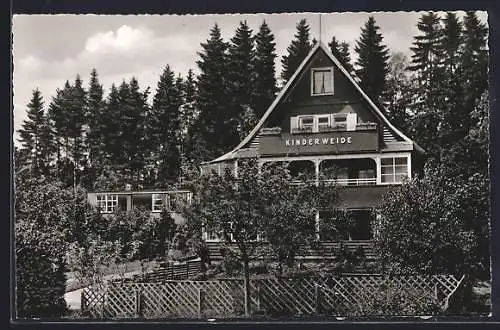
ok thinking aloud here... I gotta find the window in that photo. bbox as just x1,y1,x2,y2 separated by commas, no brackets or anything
332,114,347,129
291,113,357,133
381,157,409,183
299,116,314,131
312,67,334,95
152,193,164,212
96,194,118,213
317,115,331,131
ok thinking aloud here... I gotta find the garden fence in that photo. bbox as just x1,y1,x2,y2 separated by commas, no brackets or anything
81,274,464,319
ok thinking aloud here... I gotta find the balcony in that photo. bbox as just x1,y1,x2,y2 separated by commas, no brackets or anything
289,122,377,135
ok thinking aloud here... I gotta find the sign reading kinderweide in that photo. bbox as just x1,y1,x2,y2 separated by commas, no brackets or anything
259,131,379,156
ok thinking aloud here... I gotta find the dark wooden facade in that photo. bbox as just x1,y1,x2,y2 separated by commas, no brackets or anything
201,42,425,257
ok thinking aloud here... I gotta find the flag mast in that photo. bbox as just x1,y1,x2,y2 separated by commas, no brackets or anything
319,13,322,44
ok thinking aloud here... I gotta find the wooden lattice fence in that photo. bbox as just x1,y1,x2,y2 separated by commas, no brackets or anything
81,274,464,318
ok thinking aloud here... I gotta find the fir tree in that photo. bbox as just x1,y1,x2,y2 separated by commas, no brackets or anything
354,16,390,105
439,12,464,148
17,89,53,176
382,52,415,135
408,12,445,160
328,36,355,76
180,69,197,139
86,69,105,170
149,65,183,186
460,11,488,126
101,83,122,165
252,20,277,118
120,78,150,183
227,21,255,120
67,75,88,188
281,19,312,84
194,23,230,161
409,12,444,91
441,12,463,75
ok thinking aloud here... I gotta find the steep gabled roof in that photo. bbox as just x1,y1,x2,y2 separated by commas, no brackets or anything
205,42,424,164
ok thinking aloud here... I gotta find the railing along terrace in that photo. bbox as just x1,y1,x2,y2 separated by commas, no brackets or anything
291,178,377,186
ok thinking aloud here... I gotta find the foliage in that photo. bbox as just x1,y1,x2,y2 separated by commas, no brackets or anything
280,19,312,84
381,52,415,135
356,281,442,316
16,243,68,318
354,16,390,105
14,177,75,318
328,36,354,75
374,167,490,278
66,237,124,288
148,65,183,186
252,20,278,118
192,23,230,162
17,89,55,178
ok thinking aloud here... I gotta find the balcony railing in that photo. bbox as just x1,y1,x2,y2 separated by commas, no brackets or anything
291,177,377,186
290,122,377,134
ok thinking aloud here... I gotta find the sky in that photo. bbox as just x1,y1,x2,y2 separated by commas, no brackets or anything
12,11,488,144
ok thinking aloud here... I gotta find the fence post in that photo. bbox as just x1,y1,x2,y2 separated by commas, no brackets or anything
315,283,321,315
135,288,142,318
197,287,203,318
186,261,189,278
257,281,261,312
80,290,86,312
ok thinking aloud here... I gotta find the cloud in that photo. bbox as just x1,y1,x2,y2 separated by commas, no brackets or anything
15,24,201,81
84,25,154,54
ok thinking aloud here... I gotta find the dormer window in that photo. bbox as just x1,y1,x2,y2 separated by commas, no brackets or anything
311,67,334,95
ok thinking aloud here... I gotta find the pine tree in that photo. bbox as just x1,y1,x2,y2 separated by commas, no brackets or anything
439,12,464,148
67,75,88,189
17,89,53,176
281,19,312,84
382,52,415,135
354,16,390,105
101,83,122,165
460,11,488,128
149,65,183,186
253,20,277,118
227,21,255,117
408,12,445,160
441,12,463,75
409,12,444,92
86,69,105,170
119,78,150,184
328,36,354,76
180,69,197,139
194,23,230,161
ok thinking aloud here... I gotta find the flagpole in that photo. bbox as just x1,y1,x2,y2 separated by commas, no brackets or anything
319,13,322,44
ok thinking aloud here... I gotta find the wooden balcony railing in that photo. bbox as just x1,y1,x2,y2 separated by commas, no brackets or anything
291,178,377,186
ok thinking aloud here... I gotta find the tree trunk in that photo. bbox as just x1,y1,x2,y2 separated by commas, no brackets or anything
242,255,250,317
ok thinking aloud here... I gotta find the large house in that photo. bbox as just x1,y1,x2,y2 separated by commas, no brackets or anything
88,41,424,261
200,41,425,259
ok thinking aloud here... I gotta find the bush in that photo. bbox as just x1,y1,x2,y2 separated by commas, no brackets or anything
16,244,68,318
356,282,442,316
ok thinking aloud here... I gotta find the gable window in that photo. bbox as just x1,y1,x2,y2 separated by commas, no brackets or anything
311,67,334,95
381,157,409,183
96,194,118,213
152,193,164,212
